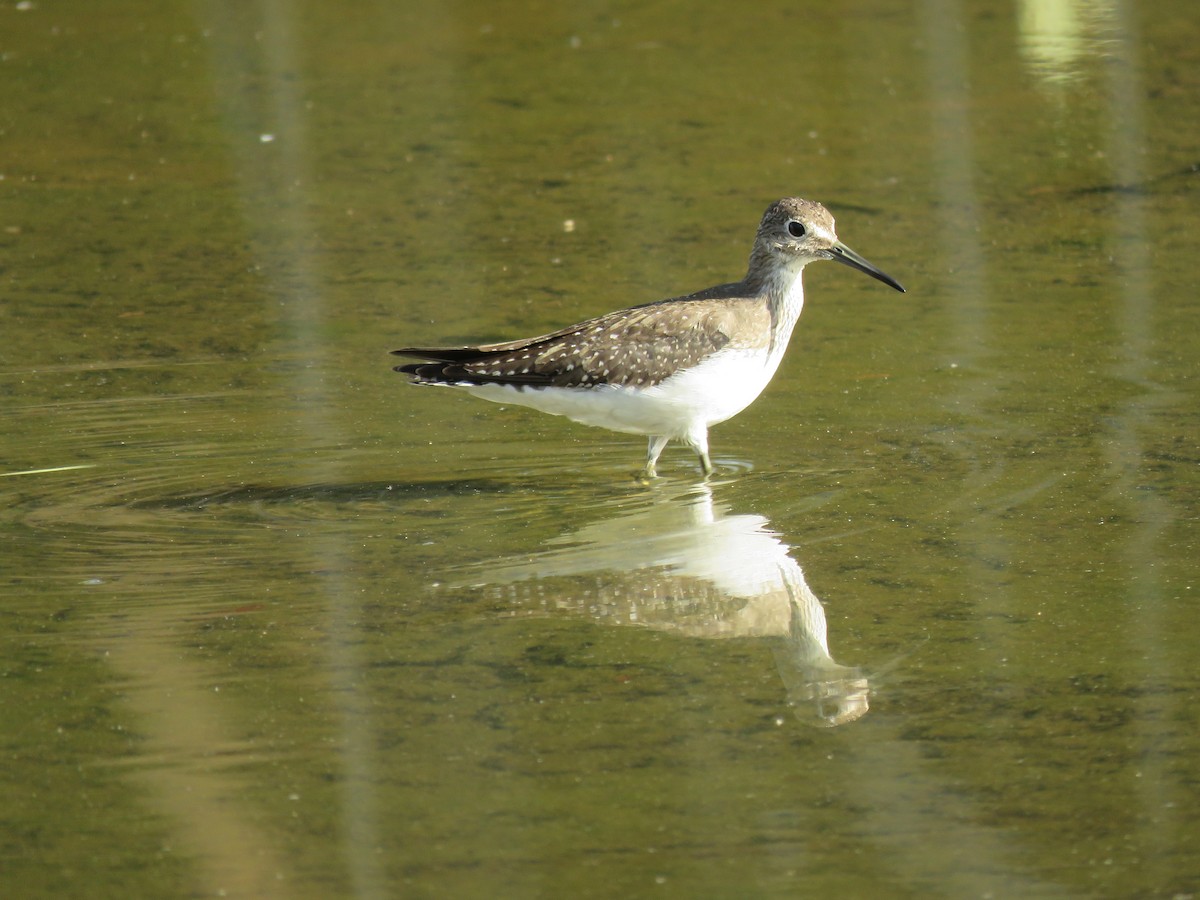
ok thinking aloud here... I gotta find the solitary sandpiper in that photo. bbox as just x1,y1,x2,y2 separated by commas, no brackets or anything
393,197,905,477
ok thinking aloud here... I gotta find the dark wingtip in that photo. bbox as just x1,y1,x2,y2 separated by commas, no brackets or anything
390,346,493,364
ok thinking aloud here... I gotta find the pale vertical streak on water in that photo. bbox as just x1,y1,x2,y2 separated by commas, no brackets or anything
822,2,1079,895
196,2,384,896
916,0,1019,679
94,614,294,897
1102,0,1173,879
262,2,386,895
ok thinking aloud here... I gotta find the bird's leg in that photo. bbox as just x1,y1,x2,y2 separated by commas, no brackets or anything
687,427,714,477
642,435,670,479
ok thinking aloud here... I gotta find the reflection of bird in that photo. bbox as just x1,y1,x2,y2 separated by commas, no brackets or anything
394,198,904,477
462,483,869,728
772,568,870,728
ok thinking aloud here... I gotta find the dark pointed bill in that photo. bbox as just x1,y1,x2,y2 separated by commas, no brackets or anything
827,242,906,293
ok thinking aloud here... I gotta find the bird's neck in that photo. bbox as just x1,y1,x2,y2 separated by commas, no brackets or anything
747,254,808,353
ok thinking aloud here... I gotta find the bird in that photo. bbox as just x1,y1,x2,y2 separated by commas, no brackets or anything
392,197,905,478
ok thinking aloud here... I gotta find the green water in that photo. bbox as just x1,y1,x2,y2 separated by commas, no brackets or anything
3,0,1198,897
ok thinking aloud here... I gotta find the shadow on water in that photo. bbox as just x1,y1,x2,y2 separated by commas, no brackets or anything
133,478,554,508
131,451,760,510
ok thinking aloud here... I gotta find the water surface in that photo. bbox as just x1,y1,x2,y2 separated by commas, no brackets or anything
3,0,1199,896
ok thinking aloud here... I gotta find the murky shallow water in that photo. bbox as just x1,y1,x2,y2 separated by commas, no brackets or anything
3,0,1199,897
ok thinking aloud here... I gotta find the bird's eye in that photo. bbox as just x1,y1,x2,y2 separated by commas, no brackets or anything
787,220,806,238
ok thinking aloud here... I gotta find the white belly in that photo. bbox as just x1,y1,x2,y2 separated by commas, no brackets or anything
453,346,784,439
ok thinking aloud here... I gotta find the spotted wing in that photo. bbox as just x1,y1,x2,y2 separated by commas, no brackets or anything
393,293,766,389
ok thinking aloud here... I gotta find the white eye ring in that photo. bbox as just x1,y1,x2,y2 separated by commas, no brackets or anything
787,220,806,238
